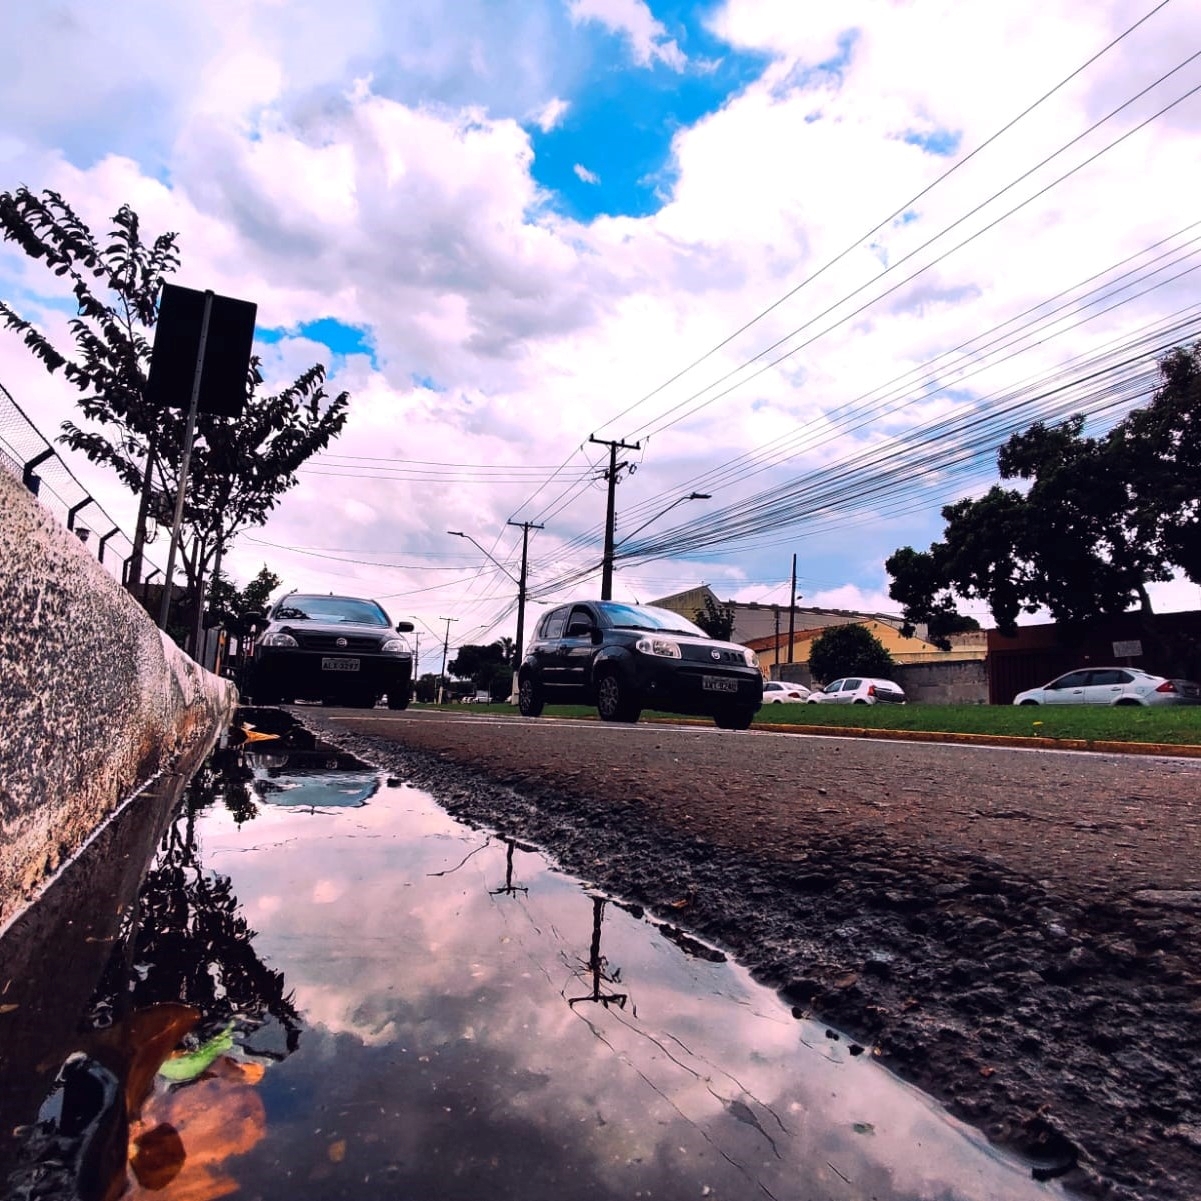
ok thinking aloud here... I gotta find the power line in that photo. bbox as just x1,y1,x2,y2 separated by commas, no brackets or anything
503,2,1181,527
589,0,1178,441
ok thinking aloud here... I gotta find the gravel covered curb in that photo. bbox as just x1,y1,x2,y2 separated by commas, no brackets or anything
277,709,1201,1201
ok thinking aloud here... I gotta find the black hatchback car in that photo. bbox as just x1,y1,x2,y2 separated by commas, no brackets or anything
246,593,415,709
518,600,763,728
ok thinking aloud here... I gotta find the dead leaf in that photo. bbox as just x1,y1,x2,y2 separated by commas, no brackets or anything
328,1139,347,1163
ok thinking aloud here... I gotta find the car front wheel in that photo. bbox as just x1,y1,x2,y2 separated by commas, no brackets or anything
596,670,641,723
714,707,755,730
1018,699,1039,706
518,674,545,717
387,690,411,710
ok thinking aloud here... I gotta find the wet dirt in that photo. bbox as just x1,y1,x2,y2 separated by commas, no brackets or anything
281,708,1201,1201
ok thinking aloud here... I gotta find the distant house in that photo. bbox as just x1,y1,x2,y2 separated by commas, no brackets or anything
649,584,907,648
745,619,946,679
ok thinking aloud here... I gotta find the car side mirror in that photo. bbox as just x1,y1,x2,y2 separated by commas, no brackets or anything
396,621,415,633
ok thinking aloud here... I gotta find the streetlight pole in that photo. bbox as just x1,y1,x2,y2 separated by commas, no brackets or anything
612,492,711,558
449,525,542,700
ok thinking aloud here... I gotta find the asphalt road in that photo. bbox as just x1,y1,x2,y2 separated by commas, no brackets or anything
281,706,1201,1201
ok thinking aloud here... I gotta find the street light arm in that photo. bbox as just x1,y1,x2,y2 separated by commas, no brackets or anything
613,492,711,552
448,530,520,586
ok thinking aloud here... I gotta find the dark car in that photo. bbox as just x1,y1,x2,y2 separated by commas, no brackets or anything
247,592,414,709
517,600,763,729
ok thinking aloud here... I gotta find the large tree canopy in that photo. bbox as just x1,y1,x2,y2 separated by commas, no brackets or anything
808,623,894,683
886,344,1200,639
0,186,349,611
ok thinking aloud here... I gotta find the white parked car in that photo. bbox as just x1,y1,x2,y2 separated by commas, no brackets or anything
762,680,811,703
1013,667,1201,707
806,677,906,705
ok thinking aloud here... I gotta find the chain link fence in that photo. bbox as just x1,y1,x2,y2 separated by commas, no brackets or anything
0,381,164,584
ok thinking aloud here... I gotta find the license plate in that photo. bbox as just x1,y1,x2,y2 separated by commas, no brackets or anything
703,676,738,693
321,657,360,672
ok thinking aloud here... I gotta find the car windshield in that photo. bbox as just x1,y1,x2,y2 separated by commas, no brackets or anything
602,603,709,637
275,595,390,626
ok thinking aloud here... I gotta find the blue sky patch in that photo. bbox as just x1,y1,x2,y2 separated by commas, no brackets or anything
257,318,376,365
528,7,768,221
903,128,961,157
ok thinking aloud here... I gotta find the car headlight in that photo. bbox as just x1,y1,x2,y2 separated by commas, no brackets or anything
742,649,759,668
260,631,298,648
381,638,411,654
635,636,682,659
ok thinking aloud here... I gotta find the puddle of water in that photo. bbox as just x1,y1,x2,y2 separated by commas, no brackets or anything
3,745,1065,1201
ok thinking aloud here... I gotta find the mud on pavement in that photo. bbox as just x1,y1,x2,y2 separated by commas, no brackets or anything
270,708,1201,1201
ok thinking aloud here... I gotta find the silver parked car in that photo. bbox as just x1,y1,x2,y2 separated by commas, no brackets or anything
762,680,812,703
1013,667,1201,706
806,677,906,705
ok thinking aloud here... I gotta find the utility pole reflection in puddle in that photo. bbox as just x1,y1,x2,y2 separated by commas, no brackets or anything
568,896,630,1012
490,839,528,897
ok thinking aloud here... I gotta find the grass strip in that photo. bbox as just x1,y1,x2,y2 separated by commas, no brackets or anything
419,701,1201,746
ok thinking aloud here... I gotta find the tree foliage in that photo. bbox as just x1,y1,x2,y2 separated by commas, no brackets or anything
808,623,895,683
448,641,508,687
0,186,349,609
693,593,736,640
209,565,281,632
886,344,1201,638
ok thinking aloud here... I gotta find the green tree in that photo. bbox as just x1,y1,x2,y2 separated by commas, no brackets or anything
448,641,508,688
885,546,982,650
693,593,736,640
886,345,1201,638
209,565,281,632
808,623,894,683
0,187,349,621
1115,343,1201,581
415,673,438,703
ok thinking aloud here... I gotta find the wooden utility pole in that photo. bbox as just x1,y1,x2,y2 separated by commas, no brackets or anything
438,616,458,704
589,434,641,600
787,553,798,663
507,519,544,682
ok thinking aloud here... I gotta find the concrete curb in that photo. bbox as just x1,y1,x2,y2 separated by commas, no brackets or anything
0,470,238,930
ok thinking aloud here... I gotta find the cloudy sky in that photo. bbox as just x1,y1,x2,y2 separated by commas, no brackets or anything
3,0,1200,668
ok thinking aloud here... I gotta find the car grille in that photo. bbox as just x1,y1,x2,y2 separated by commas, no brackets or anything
682,644,746,666
294,632,383,652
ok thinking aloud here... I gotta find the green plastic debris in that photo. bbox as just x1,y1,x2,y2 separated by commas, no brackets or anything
157,1022,236,1082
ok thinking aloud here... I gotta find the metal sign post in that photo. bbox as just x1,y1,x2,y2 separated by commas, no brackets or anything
157,291,213,630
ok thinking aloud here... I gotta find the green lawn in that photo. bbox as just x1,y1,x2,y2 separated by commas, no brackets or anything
414,700,1201,746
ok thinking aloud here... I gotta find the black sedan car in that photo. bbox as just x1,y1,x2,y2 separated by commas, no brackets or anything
517,600,763,728
247,593,414,709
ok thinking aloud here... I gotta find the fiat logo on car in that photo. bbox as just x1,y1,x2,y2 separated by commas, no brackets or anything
336,637,348,648
711,650,720,660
